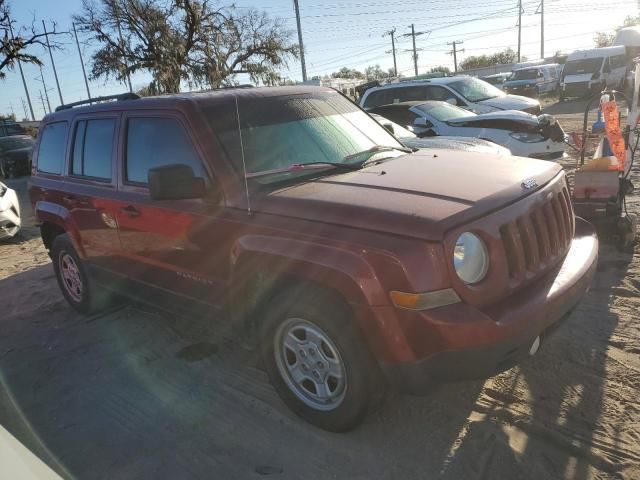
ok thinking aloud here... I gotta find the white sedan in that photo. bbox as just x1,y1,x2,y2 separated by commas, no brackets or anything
369,101,566,160
0,181,21,240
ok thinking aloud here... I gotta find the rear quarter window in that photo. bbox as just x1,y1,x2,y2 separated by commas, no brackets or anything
36,122,68,175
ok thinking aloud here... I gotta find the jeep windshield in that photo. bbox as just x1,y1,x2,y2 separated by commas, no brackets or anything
208,91,407,185
447,77,506,102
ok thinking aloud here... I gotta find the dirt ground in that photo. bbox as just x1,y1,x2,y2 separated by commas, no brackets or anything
0,100,639,480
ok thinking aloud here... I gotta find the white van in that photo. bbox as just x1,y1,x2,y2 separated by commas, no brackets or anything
560,46,627,100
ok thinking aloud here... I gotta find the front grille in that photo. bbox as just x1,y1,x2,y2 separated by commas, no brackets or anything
563,82,589,97
500,185,574,281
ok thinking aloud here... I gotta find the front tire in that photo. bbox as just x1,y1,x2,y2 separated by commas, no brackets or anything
51,234,105,314
261,286,382,432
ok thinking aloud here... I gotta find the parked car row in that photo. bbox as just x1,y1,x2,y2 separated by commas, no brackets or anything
28,87,598,432
369,100,565,159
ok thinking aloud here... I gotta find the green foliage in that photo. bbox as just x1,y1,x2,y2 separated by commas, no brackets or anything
75,0,298,93
330,67,365,79
459,48,518,71
429,66,451,74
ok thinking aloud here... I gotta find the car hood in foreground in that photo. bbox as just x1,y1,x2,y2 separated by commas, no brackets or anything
256,150,562,241
400,136,511,156
477,94,539,111
446,110,543,131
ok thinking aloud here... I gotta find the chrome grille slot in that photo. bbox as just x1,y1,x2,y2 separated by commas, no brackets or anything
500,186,574,283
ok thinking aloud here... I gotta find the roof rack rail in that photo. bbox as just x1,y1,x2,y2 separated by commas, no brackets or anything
55,92,141,112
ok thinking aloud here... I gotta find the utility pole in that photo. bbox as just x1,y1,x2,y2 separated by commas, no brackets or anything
42,20,63,106
411,24,419,76
38,67,52,113
20,98,29,121
536,0,544,59
9,102,15,119
293,0,307,82
38,90,47,118
448,41,464,73
8,17,35,121
384,28,398,77
517,0,522,62
73,22,92,101
540,0,544,59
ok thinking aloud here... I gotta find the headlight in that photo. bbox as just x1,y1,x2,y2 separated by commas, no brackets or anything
509,132,546,143
453,232,489,284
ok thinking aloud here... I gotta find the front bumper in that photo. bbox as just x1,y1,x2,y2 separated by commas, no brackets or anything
380,217,598,394
0,186,21,240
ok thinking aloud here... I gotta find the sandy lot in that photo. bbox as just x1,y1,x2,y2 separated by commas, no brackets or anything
0,104,639,479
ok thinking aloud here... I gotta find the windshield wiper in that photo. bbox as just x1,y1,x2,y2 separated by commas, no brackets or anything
343,144,412,163
245,161,360,179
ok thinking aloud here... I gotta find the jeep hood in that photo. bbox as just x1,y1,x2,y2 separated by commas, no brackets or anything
256,150,562,241
477,94,539,111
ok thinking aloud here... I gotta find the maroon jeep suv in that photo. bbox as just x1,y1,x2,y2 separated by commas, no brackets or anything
29,87,598,431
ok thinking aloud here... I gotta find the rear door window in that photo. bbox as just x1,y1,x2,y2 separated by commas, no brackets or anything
125,117,206,185
71,119,115,180
36,122,68,175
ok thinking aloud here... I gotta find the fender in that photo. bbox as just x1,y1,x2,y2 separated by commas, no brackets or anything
230,234,388,307
34,200,85,258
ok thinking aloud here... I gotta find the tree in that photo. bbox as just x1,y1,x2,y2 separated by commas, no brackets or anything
594,15,640,48
0,0,63,79
594,32,615,48
459,48,518,71
364,64,392,81
74,0,298,94
429,66,451,74
330,66,364,79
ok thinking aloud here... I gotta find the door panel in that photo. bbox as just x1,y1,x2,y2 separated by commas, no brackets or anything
115,113,229,307
65,116,123,273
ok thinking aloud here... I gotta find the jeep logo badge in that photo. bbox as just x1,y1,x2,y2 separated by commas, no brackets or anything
522,179,537,190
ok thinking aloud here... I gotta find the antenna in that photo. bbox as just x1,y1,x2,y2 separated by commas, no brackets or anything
234,96,252,216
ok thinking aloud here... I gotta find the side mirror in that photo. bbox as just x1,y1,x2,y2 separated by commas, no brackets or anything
382,123,395,134
445,98,457,105
414,117,434,129
149,164,205,200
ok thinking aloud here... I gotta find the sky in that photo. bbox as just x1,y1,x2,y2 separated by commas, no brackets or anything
1,0,638,120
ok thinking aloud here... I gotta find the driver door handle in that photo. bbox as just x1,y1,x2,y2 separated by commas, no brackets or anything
119,205,141,218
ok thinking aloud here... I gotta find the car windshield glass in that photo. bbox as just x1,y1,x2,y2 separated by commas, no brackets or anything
414,103,476,122
447,77,506,102
207,92,406,186
512,69,538,80
564,58,603,75
0,137,34,152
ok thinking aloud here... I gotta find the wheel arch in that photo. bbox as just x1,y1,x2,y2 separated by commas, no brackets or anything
228,235,390,353
35,201,84,256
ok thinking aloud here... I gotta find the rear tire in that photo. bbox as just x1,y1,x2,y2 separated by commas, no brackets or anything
261,286,383,432
51,234,107,314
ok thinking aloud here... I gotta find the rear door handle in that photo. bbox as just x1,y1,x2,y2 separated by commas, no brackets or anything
119,205,141,218
63,195,78,203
